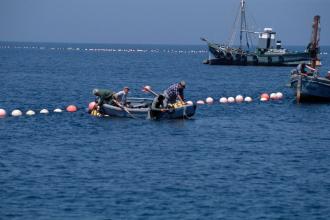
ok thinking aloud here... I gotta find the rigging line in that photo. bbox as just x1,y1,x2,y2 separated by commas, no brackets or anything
228,3,241,46
245,4,257,48
239,0,246,48
243,6,250,49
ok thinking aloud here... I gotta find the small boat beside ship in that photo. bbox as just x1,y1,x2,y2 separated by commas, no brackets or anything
202,0,320,66
290,15,330,102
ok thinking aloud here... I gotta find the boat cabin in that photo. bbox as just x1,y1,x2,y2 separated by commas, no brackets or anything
258,28,276,50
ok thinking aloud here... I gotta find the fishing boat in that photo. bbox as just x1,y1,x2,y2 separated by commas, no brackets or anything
95,98,197,119
290,15,330,102
201,0,320,66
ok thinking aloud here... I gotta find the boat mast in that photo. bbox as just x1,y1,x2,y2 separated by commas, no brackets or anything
310,15,320,69
239,0,249,49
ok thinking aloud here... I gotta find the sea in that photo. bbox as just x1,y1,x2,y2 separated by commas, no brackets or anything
1,42,330,219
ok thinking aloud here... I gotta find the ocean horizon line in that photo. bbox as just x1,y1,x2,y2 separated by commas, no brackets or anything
1,40,325,48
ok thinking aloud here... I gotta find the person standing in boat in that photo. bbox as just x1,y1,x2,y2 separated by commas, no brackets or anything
115,86,130,106
163,81,186,107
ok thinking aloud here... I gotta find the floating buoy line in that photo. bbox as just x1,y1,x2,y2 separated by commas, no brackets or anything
0,105,78,118
0,92,284,119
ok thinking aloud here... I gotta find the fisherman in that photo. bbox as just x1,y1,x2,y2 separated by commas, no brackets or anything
150,94,167,119
93,88,118,113
115,86,130,106
163,81,186,107
297,63,315,75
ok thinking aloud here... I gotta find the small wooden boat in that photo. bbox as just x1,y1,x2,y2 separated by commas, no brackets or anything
290,15,330,102
98,98,197,119
149,102,197,120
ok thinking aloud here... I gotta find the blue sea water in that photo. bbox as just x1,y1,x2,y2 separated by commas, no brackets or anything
1,42,330,219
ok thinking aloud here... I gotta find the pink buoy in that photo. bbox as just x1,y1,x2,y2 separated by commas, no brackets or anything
235,95,244,103
260,93,270,101
66,105,77,112
142,85,151,92
219,97,228,104
276,92,283,100
205,97,214,104
196,100,205,105
227,97,235,103
88,102,96,111
186,101,193,105
0,109,6,118
270,93,277,100
244,97,253,102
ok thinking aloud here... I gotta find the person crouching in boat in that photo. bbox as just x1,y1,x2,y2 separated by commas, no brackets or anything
296,63,316,76
93,88,118,114
163,81,186,107
115,86,130,106
150,94,167,119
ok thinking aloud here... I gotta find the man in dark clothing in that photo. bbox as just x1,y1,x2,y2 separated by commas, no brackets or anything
93,89,118,113
150,95,167,119
163,81,186,107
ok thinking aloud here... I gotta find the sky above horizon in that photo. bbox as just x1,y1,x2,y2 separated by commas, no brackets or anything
1,0,329,46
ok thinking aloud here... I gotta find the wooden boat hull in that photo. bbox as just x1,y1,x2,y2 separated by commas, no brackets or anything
290,74,330,102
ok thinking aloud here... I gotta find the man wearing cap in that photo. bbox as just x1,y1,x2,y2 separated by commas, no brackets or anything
163,81,186,107
115,87,130,105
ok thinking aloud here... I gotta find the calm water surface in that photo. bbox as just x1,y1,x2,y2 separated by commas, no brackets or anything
1,42,330,219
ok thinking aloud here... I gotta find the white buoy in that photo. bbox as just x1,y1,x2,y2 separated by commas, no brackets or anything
235,95,244,103
276,92,283,100
40,109,49,114
244,97,253,102
205,97,214,104
26,110,35,116
53,108,63,113
270,93,277,100
219,97,228,104
228,97,235,103
186,101,193,105
0,109,6,117
11,109,22,117
196,100,205,105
